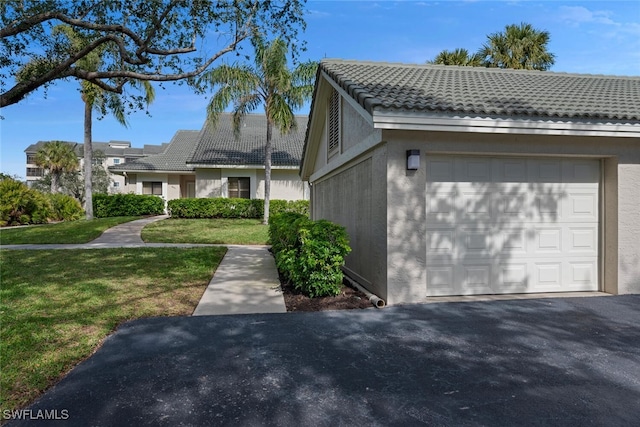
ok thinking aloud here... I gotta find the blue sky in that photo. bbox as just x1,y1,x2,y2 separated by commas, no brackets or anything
1,0,639,179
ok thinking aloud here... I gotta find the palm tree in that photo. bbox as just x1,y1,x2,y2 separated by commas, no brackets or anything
34,141,79,193
479,22,555,71
54,25,154,219
80,78,154,219
202,34,317,224
428,48,483,66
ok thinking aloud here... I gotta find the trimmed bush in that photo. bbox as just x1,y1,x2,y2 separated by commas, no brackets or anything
269,213,351,298
0,177,52,226
93,193,164,218
167,198,309,220
47,193,84,221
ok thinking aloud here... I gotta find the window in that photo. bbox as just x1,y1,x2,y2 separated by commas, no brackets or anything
26,167,44,177
142,181,162,195
327,88,341,157
113,158,120,164
26,154,37,164
228,177,250,199
113,182,120,188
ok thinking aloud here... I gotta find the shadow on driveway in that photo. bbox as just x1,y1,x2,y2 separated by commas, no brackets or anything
9,295,640,426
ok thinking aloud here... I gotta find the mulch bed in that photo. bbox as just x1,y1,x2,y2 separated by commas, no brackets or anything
280,280,374,312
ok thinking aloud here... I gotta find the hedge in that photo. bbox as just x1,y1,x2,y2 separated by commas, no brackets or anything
93,193,164,218
269,212,351,298
167,198,309,219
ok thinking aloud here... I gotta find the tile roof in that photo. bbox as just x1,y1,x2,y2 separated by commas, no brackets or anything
109,131,199,172
24,140,167,157
319,59,640,122
188,113,308,167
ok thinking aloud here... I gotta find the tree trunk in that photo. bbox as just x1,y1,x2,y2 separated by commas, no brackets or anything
84,99,94,220
263,120,273,225
51,172,59,194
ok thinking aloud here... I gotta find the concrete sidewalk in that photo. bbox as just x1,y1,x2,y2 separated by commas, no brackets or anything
193,245,286,315
90,215,169,244
2,215,287,315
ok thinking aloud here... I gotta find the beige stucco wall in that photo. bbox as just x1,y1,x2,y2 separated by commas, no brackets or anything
196,168,307,201
167,174,181,201
307,118,640,304
269,170,308,201
312,151,389,300
195,169,221,198
342,100,374,153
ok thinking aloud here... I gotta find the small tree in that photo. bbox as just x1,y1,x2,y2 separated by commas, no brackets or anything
203,34,316,224
34,141,79,193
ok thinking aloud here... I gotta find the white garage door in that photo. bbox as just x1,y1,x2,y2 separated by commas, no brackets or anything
426,156,600,296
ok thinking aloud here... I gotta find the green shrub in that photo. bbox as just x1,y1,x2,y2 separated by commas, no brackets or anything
0,177,52,226
269,213,351,298
93,193,164,218
47,193,84,221
270,199,309,217
167,198,309,220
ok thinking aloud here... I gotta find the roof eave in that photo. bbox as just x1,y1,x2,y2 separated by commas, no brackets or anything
372,111,640,138
189,164,299,170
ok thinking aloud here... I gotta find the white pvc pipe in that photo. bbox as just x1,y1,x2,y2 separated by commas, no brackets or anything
344,275,386,308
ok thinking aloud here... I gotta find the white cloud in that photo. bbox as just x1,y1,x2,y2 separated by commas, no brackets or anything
558,6,617,26
307,9,330,18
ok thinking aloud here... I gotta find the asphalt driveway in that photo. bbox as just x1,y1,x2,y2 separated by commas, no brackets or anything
9,295,640,426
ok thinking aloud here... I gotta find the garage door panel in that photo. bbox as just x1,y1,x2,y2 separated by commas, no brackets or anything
496,183,530,219
426,228,455,256
495,158,528,182
461,264,493,294
426,158,455,182
531,159,563,183
533,262,563,290
497,263,529,291
457,157,492,182
426,266,455,296
563,190,598,222
533,227,563,255
426,155,599,297
565,259,598,290
500,228,528,256
563,159,600,183
566,226,598,255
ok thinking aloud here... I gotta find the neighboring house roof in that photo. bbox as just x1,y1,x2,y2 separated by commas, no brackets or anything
318,59,640,121
109,130,199,172
24,140,168,157
188,113,308,167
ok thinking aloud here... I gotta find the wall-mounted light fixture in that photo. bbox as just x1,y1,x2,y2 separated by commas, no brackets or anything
406,149,420,170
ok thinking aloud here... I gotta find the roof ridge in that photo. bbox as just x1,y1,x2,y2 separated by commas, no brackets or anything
320,58,640,79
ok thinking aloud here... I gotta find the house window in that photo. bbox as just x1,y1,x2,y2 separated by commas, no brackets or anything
113,182,120,188
327,88,341,158
26,154,37,164
26,167,44,177
228,177,250,199
142,181,163,195
113,158,120,164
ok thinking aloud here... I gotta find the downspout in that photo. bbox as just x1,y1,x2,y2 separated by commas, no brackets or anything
343,274,386,308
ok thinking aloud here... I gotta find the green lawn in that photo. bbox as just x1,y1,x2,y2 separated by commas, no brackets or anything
0,247,226,414
0,216,142,245
142,218,270,245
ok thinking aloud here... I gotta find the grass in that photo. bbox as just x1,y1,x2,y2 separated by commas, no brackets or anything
0,216,142,245
142,218,270,245
0,247,226,414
